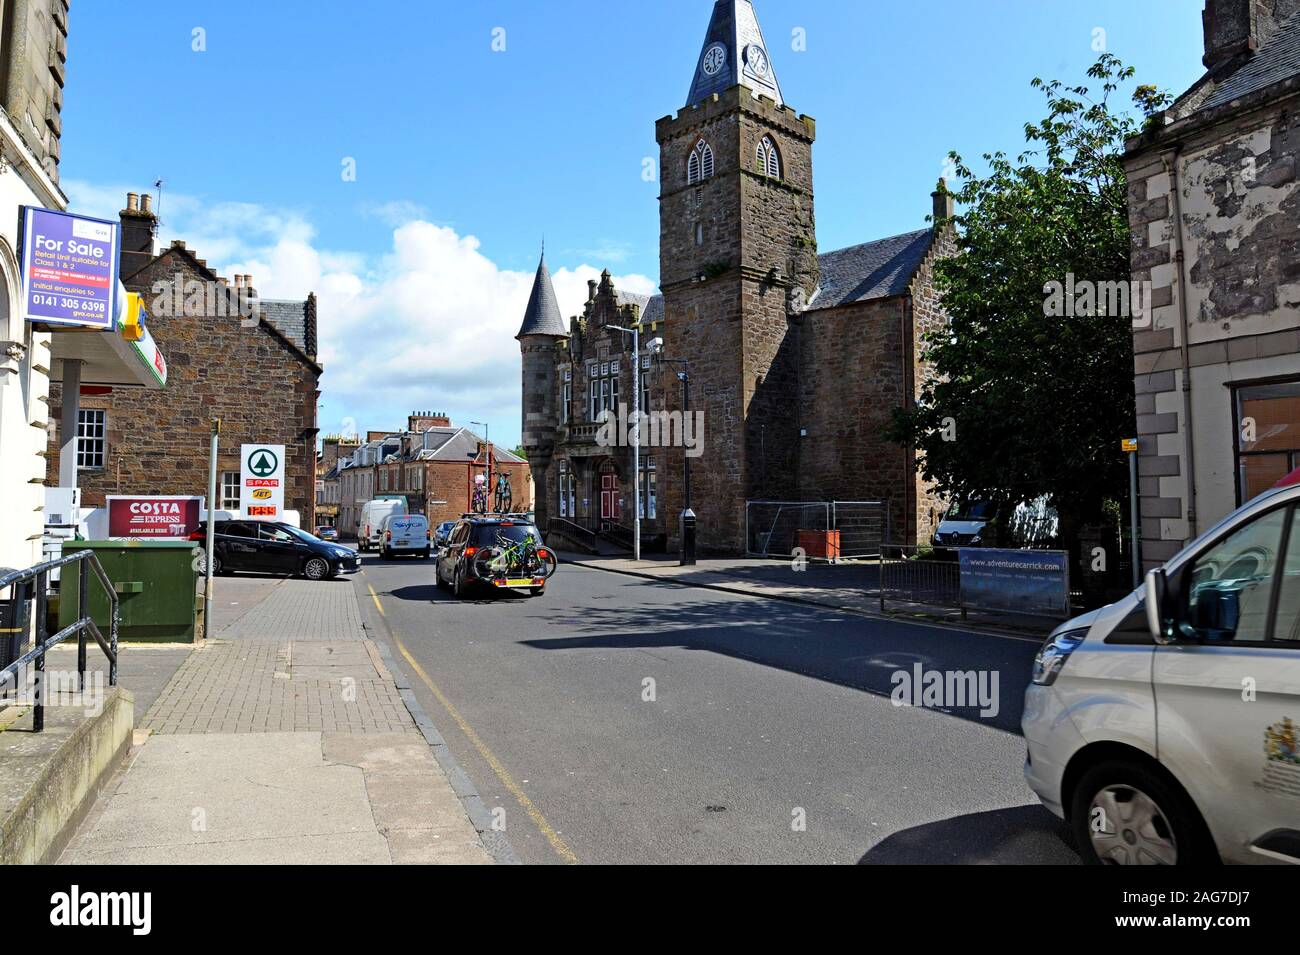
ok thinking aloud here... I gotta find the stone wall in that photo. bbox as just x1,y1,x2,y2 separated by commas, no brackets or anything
46,248,321,527
0,0,68,181
1125,83,1300,567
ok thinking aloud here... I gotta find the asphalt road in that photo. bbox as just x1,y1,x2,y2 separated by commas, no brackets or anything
354,552,1080,864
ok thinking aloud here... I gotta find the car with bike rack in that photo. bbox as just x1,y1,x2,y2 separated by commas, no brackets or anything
435,514,557,598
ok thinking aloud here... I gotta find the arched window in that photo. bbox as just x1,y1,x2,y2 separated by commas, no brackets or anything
757,136,781,179
687,139,714,184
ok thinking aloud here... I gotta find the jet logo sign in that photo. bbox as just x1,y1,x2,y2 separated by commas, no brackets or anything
240,444,285,521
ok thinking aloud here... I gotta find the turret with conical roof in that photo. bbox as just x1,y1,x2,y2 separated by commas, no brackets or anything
517,251,569,529
516,253,568,339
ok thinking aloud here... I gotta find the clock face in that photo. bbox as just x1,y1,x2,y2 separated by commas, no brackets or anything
744,44,770,79
701,43,727,76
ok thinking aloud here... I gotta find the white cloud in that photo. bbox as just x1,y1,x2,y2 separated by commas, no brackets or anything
61,180,656,448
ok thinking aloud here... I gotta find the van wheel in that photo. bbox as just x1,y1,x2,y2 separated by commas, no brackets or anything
303,558,330,581
1071,760,1217,865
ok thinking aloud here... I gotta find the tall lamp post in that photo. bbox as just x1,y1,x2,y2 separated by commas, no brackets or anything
648,337,694,566
608,324,641,562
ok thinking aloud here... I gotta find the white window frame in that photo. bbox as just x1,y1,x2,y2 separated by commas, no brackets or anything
76,409,106,470
757,135,781,179
688,139,714,184
220,471,241,511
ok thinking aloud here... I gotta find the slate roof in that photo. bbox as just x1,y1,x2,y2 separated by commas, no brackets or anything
616,290,664,326
686,0,783,107
260,299,310,352
1201,11,1300,110
807,228,934,311
516,255,568,338
419,427,526,464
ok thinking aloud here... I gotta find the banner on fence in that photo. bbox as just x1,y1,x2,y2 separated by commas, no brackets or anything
958,548,1069,617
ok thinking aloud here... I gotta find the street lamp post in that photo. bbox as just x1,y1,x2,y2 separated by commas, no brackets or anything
608,324,640,562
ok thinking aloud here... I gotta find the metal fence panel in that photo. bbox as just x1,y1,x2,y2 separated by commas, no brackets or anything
745,501,828,557
831,501,890,558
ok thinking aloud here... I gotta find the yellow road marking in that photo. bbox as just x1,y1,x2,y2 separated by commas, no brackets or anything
365,584,577,864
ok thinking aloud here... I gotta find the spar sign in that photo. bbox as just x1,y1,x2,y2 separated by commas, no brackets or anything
19,207,119,329
106,496,203,539
241,444,285,520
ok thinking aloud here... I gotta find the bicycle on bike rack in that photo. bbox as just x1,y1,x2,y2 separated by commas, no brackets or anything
471,529,558,595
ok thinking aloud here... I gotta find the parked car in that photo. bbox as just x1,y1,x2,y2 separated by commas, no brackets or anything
193,520,360,580
1022,482,1300,865
434,520,457,549
358,498,407,552
435,515,555,598
380,513,431,559
316,525,339,541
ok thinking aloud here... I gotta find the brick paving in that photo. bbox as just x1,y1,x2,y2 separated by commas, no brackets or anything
142,579,407,735
61,575,492,864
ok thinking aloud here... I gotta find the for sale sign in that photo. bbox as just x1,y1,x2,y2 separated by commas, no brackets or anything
19,207,119,329
241,444,285,521
106,496,203,539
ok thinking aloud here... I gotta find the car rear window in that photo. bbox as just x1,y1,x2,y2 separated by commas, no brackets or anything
472,523,541,546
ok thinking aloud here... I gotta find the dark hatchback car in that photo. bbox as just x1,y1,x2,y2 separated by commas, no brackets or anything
435,516,553,598
193,520,360,580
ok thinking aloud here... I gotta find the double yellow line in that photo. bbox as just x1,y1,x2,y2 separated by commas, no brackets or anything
366,583,577,864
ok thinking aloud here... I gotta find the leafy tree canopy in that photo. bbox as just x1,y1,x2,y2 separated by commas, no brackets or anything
890,54,1170,534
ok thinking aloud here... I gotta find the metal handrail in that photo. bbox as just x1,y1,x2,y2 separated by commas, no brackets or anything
547,517,597,552
0,548,119,732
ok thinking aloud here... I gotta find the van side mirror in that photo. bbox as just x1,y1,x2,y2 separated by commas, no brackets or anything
1144,568,1176,645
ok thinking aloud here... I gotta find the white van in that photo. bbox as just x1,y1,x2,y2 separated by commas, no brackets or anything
380,513,430,559
358,498,407,552
1023,483,1300,865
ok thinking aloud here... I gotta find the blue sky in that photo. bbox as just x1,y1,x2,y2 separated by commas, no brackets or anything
59,1,1207,449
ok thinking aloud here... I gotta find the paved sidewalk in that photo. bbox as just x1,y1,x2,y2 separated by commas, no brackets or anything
559,551,1058,635
61,577,491,864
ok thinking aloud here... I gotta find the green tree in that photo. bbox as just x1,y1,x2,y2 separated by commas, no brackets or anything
890,54,1169,547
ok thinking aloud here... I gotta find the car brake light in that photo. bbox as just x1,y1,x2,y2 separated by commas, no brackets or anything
465,546,477,557
188,529,205,541
385,530,392,541
537,549,550,560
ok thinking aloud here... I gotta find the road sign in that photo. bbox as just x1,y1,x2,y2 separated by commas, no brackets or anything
240,444,285,521
1121,437,1138,453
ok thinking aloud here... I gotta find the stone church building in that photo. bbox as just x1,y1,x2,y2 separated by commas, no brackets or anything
519,0,953,555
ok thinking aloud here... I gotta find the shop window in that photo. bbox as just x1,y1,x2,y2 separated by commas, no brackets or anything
1236,380,1300,503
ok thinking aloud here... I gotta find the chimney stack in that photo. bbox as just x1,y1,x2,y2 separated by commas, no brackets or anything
140,193,152,214
932,178,954,228
119,190,159,279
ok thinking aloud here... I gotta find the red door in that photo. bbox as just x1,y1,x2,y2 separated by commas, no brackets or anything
600,473,617,520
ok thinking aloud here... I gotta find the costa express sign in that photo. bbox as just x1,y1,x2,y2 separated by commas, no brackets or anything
106,496,202,539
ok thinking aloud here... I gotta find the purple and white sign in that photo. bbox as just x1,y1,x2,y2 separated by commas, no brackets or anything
20,207,119,330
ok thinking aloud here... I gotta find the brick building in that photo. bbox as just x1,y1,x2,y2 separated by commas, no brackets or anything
336,413,529,537
317,434,360,529
519,0,952,555
1125,0,1300,568
46,192,322,527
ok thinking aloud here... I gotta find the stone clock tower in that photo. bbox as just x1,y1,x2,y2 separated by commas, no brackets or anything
655,0,818,553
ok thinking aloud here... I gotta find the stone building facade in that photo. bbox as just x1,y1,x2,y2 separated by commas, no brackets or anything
0,0,68,182
45,193,322,527
1126,0,1300,568
519,0,952,554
